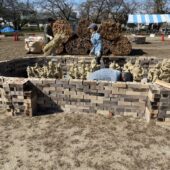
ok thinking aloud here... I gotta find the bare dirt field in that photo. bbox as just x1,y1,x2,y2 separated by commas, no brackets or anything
0,36,170,60
0,111,170,170
131,37,170,58
0,35,170,170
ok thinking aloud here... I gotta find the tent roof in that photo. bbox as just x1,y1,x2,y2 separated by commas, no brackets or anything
0,26,16,33
127,14,170,24
165,14,170,23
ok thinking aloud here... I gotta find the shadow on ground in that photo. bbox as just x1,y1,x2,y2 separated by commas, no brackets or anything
130,49,147,56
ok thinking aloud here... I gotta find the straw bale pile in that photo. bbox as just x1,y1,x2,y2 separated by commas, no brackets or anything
65,38,92,55
110,36,132,56
99,20,121,41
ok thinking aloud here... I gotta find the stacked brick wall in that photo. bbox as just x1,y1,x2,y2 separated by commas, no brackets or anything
157,87,170,122
146,84,160,121
1,76,170,122
31,79,149,117
0,77,37,116
145,84,170,122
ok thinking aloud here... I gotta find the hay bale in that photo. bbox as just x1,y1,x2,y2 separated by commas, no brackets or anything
52,20,73,37
55,43,64,55
110,36,132,56
65,37,92,55
103,39,111,55
77,19,92,38
99,20,122,41
43,33,68,56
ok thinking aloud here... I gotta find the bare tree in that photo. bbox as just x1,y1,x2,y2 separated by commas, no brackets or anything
105,0,126,22
79,1,93,20
0,0,4,6
115,0,139,23
37,0,74,21
153,0,169,13
1,0,37,29
0,0,4,16
92,0,107,22
79,0,139,24
141,0,170,13
1,0,20,29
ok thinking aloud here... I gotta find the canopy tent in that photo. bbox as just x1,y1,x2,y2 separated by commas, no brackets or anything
127,14,170,24
0,26,16,33
166,14,170,23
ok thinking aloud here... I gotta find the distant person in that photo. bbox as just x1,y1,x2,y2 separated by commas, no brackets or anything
87,68,133,82
44,18,55,44
88,23,103,65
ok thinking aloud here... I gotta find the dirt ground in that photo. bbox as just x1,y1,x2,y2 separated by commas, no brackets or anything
0,111,170,170
0,35,170,170
0,36,170,60
130,37,170,58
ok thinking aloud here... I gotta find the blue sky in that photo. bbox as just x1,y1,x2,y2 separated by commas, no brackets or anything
74,0,86,3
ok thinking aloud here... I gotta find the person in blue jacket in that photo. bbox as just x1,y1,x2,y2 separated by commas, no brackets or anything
88,23,103,65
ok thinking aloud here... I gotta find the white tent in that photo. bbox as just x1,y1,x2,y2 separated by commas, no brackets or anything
128,14,170,24
165,14,170,23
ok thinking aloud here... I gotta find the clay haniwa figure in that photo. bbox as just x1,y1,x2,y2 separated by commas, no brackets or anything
109,62,121,70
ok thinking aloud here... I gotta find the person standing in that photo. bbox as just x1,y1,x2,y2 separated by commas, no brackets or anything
44,18,55,44
88,23,103,65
